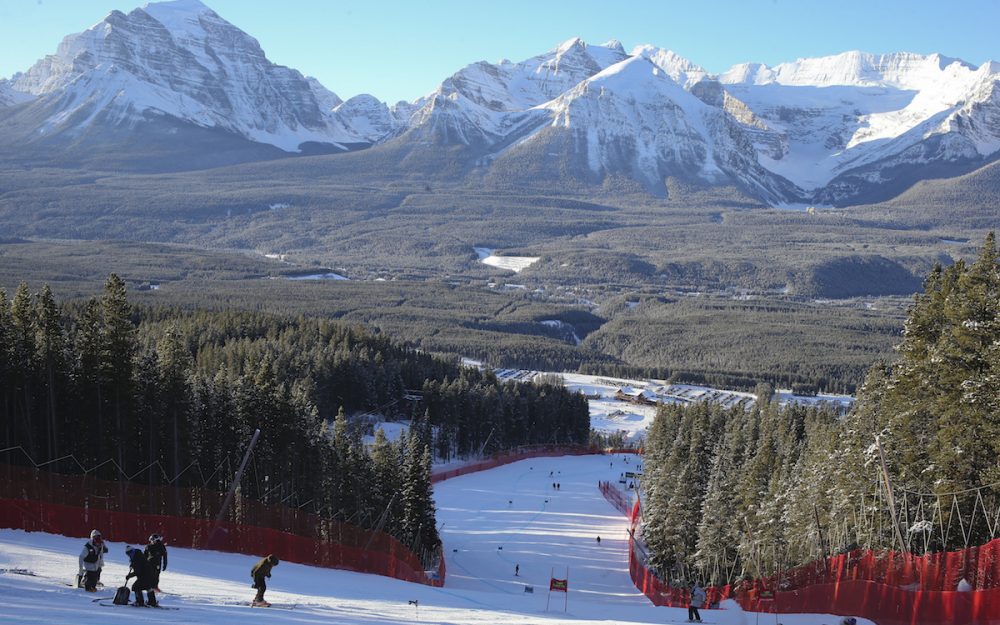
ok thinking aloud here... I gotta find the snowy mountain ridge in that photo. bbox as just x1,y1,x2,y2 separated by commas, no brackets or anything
3,0,1000,205
1,0,376,150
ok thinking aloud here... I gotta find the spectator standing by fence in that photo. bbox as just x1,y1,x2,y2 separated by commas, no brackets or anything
688,581,706,622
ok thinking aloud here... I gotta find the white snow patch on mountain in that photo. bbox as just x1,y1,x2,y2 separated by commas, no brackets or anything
474,247,540,273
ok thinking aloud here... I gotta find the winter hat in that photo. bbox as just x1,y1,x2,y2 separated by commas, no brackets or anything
268,554,279,565
90,529,101,540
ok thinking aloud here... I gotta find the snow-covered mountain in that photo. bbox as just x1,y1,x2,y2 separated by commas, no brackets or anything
371,42,1000,202
525,56,799,201
1,0,378,152
716,51,1000,202
2,0,1000,205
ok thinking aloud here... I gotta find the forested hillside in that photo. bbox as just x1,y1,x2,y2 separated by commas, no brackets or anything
0,275,589,559
640,233,999,584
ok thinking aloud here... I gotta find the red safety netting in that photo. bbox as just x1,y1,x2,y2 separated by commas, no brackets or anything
612,488,1000,625
597,481,633,517
0,464,444,587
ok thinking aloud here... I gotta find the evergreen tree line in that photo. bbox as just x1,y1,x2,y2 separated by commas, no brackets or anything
640,233,999,585
1,275,589,561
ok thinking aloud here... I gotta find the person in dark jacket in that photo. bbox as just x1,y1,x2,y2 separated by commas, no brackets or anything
78,529,107,592
126,546,157,607
251,554,279,607
144,534,168,591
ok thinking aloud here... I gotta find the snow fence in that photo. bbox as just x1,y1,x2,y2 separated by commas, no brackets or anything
608,484,1000,625
0,463,445,587
430,444,606,482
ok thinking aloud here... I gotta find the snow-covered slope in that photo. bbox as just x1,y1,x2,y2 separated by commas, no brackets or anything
0,455,868,625
0,81,32,107
4,0,371,151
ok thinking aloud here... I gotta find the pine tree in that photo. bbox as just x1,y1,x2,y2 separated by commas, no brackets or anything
34,285,67,461
0,288,11,450
100,274,138,472
9,282,37,458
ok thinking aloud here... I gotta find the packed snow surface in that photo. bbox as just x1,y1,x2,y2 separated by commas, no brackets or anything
0,455,868,625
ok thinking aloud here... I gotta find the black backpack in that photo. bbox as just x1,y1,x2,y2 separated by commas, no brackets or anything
113,585,131,605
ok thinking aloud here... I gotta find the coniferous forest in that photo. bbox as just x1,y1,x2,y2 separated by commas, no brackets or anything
640,233,1000,585
0,275,590,559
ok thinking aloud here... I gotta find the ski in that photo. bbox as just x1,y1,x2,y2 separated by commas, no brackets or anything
0,568,37,576
98,601,179,610
249,602,297,610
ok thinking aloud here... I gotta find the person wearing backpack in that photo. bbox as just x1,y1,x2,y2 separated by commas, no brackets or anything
688,581,707,622
144,534,168,592
78,529,107,592
125,546,158,607
251,554,279,607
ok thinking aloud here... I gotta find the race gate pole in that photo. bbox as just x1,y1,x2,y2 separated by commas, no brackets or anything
546,566,553,612
564,566,569,612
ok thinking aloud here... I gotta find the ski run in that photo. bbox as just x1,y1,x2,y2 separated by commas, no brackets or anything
0,454,870,625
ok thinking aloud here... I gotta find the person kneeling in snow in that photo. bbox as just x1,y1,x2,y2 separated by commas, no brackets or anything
125,546,157,607
251,554,279,607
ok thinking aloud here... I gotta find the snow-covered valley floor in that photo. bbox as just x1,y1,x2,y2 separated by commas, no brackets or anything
0,455,865,625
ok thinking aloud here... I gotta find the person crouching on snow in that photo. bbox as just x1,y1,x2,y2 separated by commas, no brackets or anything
125,545,158,607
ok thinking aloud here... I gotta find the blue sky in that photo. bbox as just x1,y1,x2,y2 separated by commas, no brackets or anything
1,0,998,103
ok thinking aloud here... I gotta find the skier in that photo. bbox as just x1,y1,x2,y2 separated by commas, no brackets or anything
78,529,107,592
688,581,706,622
515,564,520,576
125,545,157,607
144,534,168,592
251,554,279,607
596,536,601,544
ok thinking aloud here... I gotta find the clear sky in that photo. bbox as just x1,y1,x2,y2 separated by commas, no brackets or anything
1,0,998,103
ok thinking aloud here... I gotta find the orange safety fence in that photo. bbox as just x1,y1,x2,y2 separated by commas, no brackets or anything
602,484,1000,625
0,464,444,587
